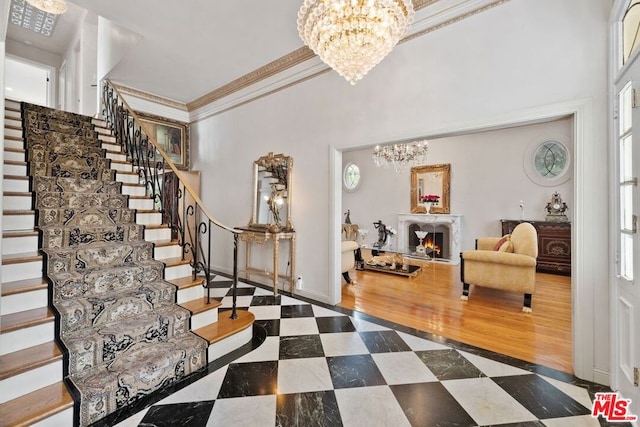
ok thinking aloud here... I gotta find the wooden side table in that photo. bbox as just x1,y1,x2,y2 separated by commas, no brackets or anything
236,227,296,294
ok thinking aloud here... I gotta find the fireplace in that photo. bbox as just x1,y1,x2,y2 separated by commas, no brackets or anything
397,213,463,264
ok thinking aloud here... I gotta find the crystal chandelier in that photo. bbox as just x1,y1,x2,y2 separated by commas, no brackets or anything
25,0,67,14
372,140,428,173
297,0,415,85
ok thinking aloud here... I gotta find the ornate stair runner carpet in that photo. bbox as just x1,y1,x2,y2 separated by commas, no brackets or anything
22,103,208,426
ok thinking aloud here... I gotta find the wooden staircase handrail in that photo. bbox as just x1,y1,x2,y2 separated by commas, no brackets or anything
105,79,240,235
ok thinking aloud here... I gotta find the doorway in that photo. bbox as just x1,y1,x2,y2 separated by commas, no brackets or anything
4,56,53,106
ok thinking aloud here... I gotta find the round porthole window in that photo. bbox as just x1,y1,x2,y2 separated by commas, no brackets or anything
524,138,571,186
343,162,361,192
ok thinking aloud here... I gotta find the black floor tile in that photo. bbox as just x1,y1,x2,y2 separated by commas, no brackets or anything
315,316,356,333
139,401,215,427
390,382,476,427
255,319,281,336
217,361,278,398
281,304,315,318
358,330,412,353
326,354,387,389
416,349,485,380
226,287,256,296
279,335,325,359
276,390,343,427
251,295,282,306
493,375,592,419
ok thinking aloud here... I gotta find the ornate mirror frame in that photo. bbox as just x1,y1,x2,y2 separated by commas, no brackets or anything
410,163,451,214
249,152,294,231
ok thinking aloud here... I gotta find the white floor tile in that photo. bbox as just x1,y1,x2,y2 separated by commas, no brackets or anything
541,414,600,426
280,295,305,305
312,305,346,317
539,375,595,410
396,331,449,351
320,332,369,357
220,295,254,308
235,336,279,363
334,386,411,427
248,305,282,320
156,366,228,405
371,352,438,385
350,316,390,332
442,377,537,426
277,357,333,394
253,287,273,296
279,318,320,336
207,395,276,427
459,350,532,377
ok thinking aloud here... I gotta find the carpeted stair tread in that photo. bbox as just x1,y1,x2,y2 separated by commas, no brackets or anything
55,280,177,335
41,223,145,249
0,381,74,427
61,305,194,374
22,101,208,426
67,334,206,426
38,207,136,227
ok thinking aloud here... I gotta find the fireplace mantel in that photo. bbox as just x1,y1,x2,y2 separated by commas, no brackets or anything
397,213,463,264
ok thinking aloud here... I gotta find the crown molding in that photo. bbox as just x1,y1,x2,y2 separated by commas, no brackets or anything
113,0,510,121
112,82,188,112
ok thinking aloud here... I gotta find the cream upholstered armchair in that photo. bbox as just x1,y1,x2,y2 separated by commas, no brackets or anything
460,222,538,312
341,240,359,284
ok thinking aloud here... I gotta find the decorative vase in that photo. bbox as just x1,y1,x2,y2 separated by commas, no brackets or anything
423,202,431,214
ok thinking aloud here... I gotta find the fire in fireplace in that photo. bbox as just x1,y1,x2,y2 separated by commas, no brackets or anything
408,223,449,259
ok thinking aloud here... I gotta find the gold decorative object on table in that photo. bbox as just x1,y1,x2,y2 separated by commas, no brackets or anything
545,191,569,222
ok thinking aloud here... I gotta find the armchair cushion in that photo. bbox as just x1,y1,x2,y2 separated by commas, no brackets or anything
341,240,359,274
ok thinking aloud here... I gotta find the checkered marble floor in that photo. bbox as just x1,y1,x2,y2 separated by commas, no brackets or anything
106,277,620,427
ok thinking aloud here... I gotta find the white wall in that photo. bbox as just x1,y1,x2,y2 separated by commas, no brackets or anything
343,118,574,251
193,0,608,382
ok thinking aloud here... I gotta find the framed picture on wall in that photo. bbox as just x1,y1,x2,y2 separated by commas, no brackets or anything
136,112,190,170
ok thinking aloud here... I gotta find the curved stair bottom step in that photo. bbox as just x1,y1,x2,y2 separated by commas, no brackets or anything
195,310,255,362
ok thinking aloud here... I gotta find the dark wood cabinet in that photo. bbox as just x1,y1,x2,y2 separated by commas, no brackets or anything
500,220,571,276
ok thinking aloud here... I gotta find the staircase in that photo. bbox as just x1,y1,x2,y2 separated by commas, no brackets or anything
0,100,254,426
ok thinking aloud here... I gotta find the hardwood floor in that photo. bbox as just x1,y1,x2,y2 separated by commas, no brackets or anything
339,260,573,374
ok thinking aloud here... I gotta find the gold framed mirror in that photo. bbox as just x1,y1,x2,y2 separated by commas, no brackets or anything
410,163,451,214
249,152,294,231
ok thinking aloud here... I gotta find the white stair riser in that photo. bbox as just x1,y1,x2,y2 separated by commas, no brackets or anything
32,407,74,427
3,214,35,231
5,118,21,127
136,212,162,226
2,260,42,282
0,360,62,404
98,134,116,143
116,173,140,184
4,163,27,175
5,109,21,119
4,179,29,192
2,235,38,254
129,198,154,210
165,263,192,281
0,288,47,315
207,326,253,361
190,308,218,330
4,150,25,162
154,245,182,260
101,141,121,151
111,162,133,173
106,152,127,162
0,322,53,355
177,284,202,304
6,100,21,109
3,195,32,210
145,227,172,242
5,128,22,138
91,118,106,126
122,185,147,197
4,138,24,150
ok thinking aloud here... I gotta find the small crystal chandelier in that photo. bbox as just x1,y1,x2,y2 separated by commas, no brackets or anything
25,0,67,14
297,0,415,85
372,140,428,173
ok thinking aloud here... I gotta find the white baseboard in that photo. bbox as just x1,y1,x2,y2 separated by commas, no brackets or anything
593,368,610,387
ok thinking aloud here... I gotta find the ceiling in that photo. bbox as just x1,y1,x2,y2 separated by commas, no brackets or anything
4,0,510,110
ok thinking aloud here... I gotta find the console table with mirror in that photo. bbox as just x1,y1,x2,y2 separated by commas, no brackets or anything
238,152,296,294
